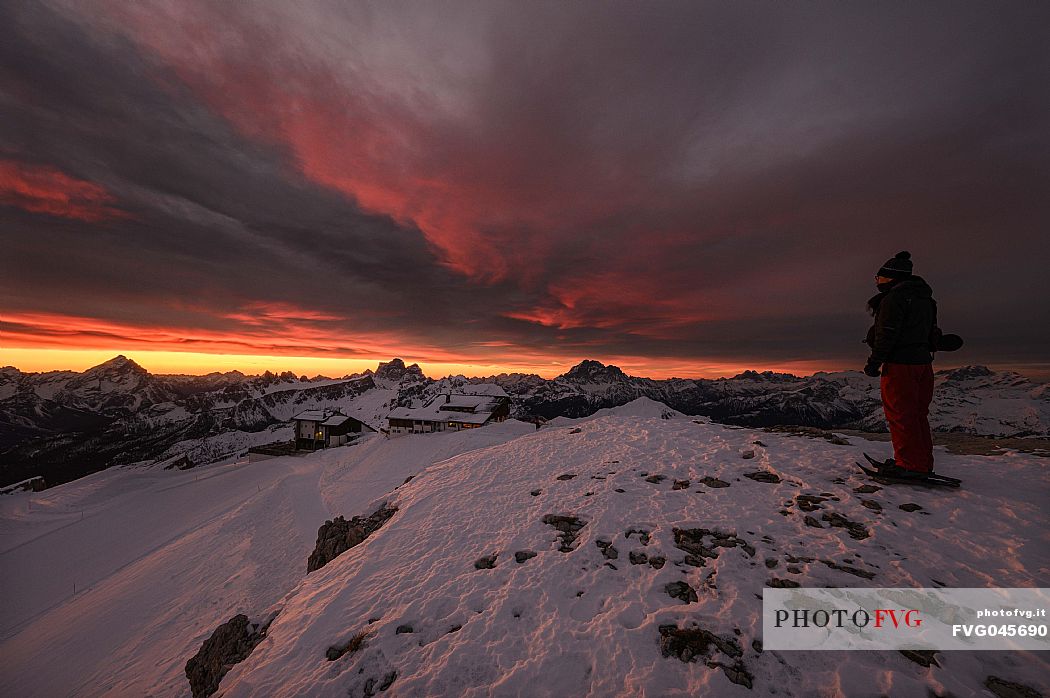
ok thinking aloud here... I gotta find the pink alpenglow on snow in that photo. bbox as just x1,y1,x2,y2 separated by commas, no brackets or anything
3,403,1046,696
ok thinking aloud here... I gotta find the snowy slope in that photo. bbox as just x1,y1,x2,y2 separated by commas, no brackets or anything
549,396,685,426
214,414,1048,697
0,420,535,696
1,407,1047,696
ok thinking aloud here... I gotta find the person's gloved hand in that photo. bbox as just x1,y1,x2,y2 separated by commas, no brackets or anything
863,361,881,377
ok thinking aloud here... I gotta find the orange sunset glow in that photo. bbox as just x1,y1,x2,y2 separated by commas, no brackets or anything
0,311,843,380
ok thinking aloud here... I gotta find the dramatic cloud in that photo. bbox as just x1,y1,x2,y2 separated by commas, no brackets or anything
1,309,456,361
0,159,131,221
2,1,1048,376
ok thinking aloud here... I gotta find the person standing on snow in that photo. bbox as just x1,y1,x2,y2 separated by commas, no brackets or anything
863,251,938,478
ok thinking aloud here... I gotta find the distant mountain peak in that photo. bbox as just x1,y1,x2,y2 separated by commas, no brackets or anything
940,365,995,381
86,355,147,375
731,369,800,381
561,359,629,383
374,358,425,383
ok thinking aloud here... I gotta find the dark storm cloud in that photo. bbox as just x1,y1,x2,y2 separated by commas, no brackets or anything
0,1,531,343
2,0,1048,373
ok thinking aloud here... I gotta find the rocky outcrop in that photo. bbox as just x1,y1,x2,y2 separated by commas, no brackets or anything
542,514,587,552
984,676,1044,698
658,624,751,688
307,505,398,573
185,612,276,698
673,528,755,560
373,358,426,386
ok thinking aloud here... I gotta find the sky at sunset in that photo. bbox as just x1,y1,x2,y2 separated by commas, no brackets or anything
2,1,1048,379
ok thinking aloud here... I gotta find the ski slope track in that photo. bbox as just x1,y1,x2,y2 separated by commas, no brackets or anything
1,402,1047,696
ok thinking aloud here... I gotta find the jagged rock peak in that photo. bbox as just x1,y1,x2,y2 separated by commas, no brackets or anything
85,355,148,375
374,358,426,382
940,365,994,381
731,370,800,381
251,370,294,387
561,359,629,383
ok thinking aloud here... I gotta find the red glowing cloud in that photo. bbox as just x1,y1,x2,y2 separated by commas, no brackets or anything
2,309,843,378
0,159,130,222
0,307,426,360
8,2,1041,379
0,308,637,377
83,3,660,289
64,2,856,346
219,302,348,326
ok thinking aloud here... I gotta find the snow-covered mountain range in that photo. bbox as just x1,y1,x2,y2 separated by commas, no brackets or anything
1,356,1047,488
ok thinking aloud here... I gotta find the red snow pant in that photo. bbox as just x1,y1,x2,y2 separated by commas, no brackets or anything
880,363,934,472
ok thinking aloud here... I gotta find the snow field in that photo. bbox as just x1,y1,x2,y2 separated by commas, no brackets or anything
0,420,534,696
218,411,1048,697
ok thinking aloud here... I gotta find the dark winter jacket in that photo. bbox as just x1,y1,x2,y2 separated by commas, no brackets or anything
865,276,937,365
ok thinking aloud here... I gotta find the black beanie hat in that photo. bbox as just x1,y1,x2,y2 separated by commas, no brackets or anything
877,251,913,279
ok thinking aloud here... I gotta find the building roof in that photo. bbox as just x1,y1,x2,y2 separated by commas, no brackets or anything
294,410,367,427
441,395,487,410
387,392,505,425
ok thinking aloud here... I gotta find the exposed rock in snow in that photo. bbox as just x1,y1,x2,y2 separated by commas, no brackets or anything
658,624,751,688
184,612,276,698
306,505,398,573
473,553,498,569
984,675,1044,698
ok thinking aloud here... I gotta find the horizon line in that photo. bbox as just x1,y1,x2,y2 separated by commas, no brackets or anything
3,349,1047,383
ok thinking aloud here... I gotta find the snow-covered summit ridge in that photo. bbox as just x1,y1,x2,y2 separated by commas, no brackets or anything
214,414,1048,697
549,396,684,426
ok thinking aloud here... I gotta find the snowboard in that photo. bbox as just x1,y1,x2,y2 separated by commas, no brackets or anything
859,453,961,488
